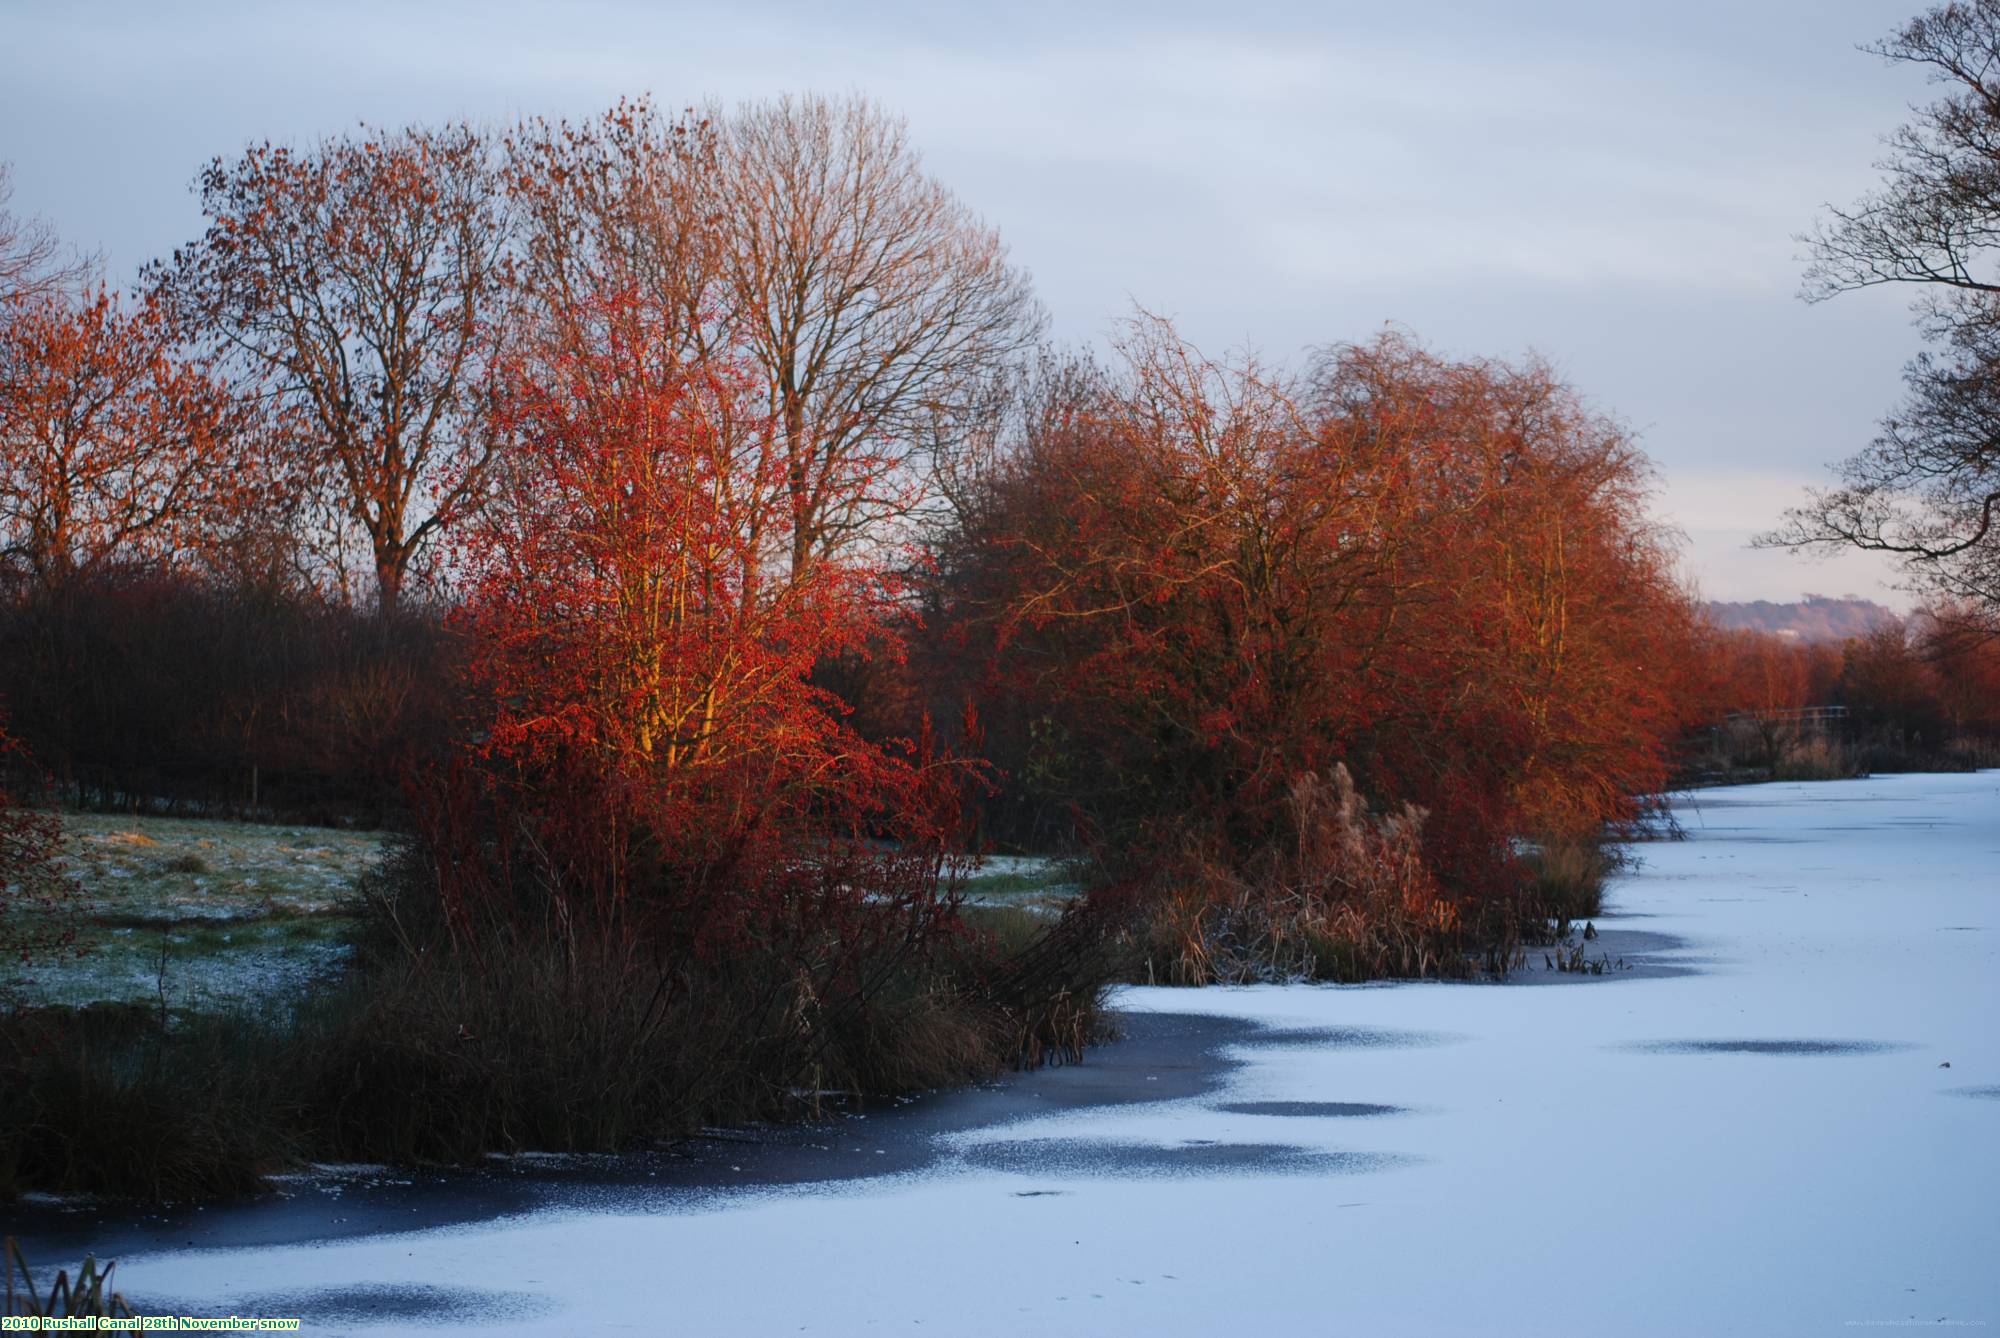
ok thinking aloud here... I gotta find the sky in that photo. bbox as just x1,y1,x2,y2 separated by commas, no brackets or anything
0,0,1937,605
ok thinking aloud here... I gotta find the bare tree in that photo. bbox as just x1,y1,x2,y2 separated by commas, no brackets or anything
506,99,723,365
148,123,514,611
1767,2,2000,607
0,163,93,308
505,95,1040,584
711,95,1042,579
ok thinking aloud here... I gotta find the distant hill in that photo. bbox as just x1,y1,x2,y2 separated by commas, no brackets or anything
1706,595,1901,642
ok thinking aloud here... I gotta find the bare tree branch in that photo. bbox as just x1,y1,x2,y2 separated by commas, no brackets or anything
1774,1,2000,608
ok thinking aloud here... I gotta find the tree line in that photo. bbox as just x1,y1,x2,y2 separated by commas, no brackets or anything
2,61,1997,980
1706,612,2000,775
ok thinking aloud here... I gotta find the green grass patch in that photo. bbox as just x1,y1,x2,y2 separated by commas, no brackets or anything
958,857,1082,917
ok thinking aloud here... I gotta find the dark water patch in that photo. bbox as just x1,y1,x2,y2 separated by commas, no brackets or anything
962,1138,1407,1179
1627,1039,1914,1056
1236,1026,1451,1051
1947,1085,2000,1100
1218,1101,1406,1118
10,1010,1269,1262
176,1284,559,1326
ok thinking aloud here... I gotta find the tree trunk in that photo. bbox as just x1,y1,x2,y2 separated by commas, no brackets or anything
375,552,404,615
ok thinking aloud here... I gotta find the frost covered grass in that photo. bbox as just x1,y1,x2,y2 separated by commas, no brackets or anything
1,815,386,1010
54,813,388,919
67,771,1996,1335
958,855,1081,910
13,912,358,1012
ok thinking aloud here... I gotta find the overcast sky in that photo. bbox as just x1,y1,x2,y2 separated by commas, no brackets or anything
0,0,1937,604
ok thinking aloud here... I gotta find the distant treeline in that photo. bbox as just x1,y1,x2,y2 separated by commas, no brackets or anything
1699,616,2000,778
1704,596,1902,643
0,578,448,823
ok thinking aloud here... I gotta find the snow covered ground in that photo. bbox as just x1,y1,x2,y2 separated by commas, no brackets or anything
88,773,2000,1334
5,815,383,1008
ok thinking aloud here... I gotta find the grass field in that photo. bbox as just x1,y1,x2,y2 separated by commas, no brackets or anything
3,814,389,1010
957,855,1080,912
3,824,1076,1010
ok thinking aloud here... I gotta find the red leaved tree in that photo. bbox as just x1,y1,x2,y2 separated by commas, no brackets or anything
1322,336,1708,851
0,287,242,589
439,286,961,959
936,319,1704,926
1918,600,2000,737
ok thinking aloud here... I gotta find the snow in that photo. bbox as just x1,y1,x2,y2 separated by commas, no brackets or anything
108,773,2000,1335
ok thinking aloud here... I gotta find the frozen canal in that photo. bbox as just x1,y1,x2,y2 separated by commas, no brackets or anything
24,773,2000,1334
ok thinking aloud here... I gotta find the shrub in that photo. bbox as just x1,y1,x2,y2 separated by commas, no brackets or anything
0,1004,291,1201
297,885,1021,1162
0,577,454,823
1521,835,1615,928
1122,768,1511,985
0,837,1117,1201
1773,736,1860,781
933,323,1706,952
0,721,77,974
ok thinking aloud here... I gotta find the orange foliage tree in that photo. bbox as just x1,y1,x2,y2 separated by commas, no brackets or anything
504,95,1040,587
1840,622,1950,743
935,320,1705,904
1709,630,1815,766
0,288,241,589
1918,602,2000,737
1318,335,1706,852
435,284,961,954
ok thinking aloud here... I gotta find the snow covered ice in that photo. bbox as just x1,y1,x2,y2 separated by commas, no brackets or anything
92,773,2000,1334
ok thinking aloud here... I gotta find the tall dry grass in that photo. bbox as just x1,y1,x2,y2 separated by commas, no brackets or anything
1124,767,1513,984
